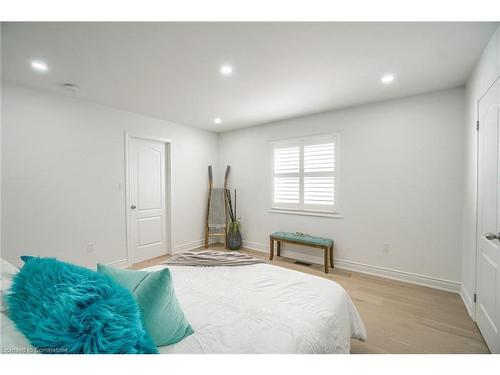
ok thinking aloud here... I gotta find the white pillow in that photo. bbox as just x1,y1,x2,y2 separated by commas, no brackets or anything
0,259,33,353
1,309,34,352
1,258,19,312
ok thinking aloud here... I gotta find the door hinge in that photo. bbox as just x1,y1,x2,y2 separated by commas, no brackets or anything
476,121,479,131
474,293,477,303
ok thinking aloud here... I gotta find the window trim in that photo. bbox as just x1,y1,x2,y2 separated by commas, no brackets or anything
270,133,341,216
268,208,343,219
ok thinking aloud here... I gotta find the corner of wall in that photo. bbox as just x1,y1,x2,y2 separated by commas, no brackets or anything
0,23,3,260
460,284,476,319
215,131,222,185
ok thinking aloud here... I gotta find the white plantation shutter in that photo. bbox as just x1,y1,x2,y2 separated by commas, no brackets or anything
303,142,335,207
273,145,300,204
272,135,338,212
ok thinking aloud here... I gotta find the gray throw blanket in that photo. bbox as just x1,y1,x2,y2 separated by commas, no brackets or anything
164,250,265,267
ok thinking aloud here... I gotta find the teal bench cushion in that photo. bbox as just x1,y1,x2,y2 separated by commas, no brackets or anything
271,232,333,247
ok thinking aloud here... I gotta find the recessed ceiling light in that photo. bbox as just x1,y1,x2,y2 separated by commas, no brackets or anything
214,118,222,124
219,64,233,76
30,60,49,73
381,74,395,85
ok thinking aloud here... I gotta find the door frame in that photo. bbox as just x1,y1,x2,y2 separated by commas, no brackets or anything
124,131,173,266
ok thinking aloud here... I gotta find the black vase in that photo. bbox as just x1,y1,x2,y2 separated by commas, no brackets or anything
227,230,242,250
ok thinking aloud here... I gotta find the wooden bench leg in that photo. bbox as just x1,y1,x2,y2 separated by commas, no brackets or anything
324,247,329,274
330,244,334,268
269,237,274,260
277,240,281,257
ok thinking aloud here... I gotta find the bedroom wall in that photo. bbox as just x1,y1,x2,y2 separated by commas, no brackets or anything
461,25,500,317
0,25,2,260
218,88,465,291
0,25,2,261
1,82,218,268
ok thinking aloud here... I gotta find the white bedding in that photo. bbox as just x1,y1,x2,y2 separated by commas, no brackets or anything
149,263,367,354
0,263,367,354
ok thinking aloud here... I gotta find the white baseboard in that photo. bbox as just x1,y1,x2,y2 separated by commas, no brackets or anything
243,240,268,252
90,258,129,270
333,258,460,293
243,240,461,293
460,284,476,319
113,240,217,268
106,258,129,269
172,239,218,254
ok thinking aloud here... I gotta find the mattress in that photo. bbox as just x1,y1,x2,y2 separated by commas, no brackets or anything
0,263,366,354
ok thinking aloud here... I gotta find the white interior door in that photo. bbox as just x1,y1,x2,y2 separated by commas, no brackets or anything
476,77,500,354
129,137,167,263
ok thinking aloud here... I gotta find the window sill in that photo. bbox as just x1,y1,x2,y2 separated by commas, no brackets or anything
268,208,343,219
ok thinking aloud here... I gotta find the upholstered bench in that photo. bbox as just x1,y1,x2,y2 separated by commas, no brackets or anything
269,232,334,273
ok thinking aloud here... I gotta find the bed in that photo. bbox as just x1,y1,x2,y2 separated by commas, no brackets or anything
154,262,366,353
1,262,366,354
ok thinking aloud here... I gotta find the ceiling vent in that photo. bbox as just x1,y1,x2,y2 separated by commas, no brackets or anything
60,83,80,93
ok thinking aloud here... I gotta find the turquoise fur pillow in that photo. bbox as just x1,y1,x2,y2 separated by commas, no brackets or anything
7,256,158,354
97,265,194,346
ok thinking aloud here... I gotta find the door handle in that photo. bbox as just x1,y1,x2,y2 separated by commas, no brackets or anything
131,205,136,210
484,232,500,241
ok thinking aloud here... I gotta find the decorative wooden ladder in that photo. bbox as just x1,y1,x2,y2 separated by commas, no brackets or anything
205,165,230,248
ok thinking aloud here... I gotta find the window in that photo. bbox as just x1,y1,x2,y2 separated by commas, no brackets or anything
271,134,339,215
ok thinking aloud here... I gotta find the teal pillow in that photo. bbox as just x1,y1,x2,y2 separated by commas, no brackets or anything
8,257,157,354
97,265,193,346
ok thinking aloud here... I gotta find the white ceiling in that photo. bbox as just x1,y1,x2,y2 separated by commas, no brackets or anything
2,22,497,132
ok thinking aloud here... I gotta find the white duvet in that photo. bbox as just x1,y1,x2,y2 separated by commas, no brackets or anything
149,263,367,354
0,263,366,354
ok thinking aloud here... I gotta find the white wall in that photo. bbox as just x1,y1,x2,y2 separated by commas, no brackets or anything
218,88,465,291
0,25,3,263
461,26,500,316
1,83,218,268
0,25,3,261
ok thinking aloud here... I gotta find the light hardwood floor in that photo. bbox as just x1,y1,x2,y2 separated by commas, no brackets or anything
132,245,490,354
